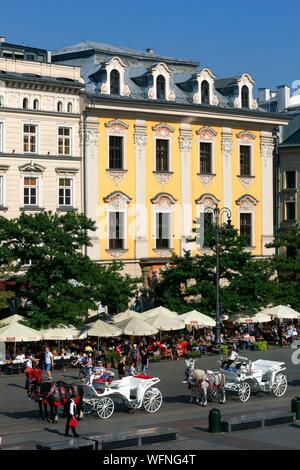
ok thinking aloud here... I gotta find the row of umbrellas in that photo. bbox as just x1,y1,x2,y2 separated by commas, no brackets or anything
0,304,299,343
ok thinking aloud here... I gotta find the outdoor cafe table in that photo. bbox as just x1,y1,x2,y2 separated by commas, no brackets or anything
0,360,26,374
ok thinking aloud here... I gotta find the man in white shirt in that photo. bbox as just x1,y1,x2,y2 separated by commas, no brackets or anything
42,346,54,380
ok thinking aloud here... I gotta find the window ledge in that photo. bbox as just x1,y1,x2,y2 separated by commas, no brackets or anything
0,206,8,211
106,169,128,173
106,249,129,259
153,171,174,175
20,206,44,212
237,175,255,179
57,206,78,212
197,173,216,177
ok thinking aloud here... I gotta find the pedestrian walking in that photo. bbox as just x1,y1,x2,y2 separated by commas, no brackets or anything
64,394,79,438
41,346,54,380
132,344,139,368
128,361,136,376
140,347,149,376
117,356,126,380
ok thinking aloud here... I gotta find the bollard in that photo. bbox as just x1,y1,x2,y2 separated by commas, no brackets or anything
291,397,300,420
209,408,221,433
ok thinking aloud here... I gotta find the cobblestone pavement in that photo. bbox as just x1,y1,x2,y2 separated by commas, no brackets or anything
0,347,299,449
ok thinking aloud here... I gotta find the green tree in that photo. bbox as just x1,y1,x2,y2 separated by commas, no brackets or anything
154,223,276,317
0,212,138,329
267,225,300,310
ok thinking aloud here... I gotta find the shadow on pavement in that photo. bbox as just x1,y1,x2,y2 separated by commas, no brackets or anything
163,395,190,404
7,383,26,390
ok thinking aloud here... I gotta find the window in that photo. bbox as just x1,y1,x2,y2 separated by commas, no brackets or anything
23,124,37,153
0,96,3,107
156,212,171,249
33,99,39,110
0,175,3,206
156,139,169,172
23,177,39,206
240,213,252,246
58,127,71,155
109,212,125,250
23,98,28,110
286,171,296,189
157,75,166,100
57,101,63,112
110,70,120,95
201,80,210,104
199,142,212,174
286,202,296,221
240,145,251,176
59,178,73,207
241,85,250,108
67,102,73,113
0,122,3,152
109,136,123,170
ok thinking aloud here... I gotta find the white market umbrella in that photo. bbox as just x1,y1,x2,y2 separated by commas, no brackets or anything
0,322,42,343
83,319,122,350
113,310,141,323
41,325,87,341
0,314,25,327
259,305,300,320
230,312,272,324
145,314,185,332
115,317,158,337
143,306,179,319
181,310,216,328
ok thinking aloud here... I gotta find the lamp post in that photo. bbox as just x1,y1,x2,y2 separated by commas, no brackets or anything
204,205,232,346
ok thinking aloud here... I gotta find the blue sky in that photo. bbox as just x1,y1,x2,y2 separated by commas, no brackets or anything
1,0,299,91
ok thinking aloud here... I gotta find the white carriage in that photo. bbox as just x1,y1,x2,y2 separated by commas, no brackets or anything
82,375,163,419
223,357,288,403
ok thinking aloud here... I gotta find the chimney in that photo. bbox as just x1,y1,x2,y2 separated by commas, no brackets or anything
0,36,6,44
258,88,270,103
277,85,290,112
146,48,154,55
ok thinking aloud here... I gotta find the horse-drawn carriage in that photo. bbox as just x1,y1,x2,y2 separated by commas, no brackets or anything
223,357,288,402
82,375,163,419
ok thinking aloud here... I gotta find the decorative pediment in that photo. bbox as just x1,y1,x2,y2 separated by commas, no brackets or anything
236,131,256,142
100,56,131,97
234,74,258,110
151,193,177,208
152,123,175,137
55,168,79,176
236,194,259,209
150,62,172,75
19,163,46,173
105,119,129,134
196,127,218,140
104,191,132,210
196,194,220,207
148,63,176,101
193,68,219,106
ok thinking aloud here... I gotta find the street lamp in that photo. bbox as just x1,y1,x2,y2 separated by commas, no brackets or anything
204,205,232,346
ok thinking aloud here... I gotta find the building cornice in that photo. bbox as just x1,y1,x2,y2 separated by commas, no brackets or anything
0,152,81,161
0,108,81,118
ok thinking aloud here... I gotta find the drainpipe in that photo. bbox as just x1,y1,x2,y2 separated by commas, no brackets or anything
273,127,280,255
82,110,87,256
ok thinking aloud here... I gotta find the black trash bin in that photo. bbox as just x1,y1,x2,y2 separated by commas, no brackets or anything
209,408,221,433
291,397,300,420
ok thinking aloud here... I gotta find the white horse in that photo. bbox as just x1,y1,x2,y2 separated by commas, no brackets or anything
184,359,226,406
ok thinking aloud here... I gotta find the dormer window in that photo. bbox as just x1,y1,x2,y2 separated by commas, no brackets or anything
157,75,166,100
201,80,210,105
241,85,250,108
33,99,39,110
23,98,28,110
110,70,120,96
57,101,63,112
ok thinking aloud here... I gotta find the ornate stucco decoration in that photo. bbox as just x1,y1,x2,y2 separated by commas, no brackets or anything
151,193,177,210
104,191,131,211
106,249,128,259
153,249,174,258
260,136,274,159
100,57,131,97
198,174,215,188
196,127,218,140
105,119,129,135
179,134,192,152
236,194,259,210
222,133,233,159
134,131,148,150
153,172,173,185
192,68,219,105
234,74,258,110
19,162,46,174
85,129,99,160
196,193,220,209
239,177,255,190
106,170,127,186
236,131,256,144
152,123,175,138
148,63,176,101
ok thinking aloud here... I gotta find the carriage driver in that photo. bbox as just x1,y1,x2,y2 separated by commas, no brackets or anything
221,346,239,370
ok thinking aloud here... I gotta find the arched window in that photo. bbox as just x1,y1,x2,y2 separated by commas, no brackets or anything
23,98,28,110
33,99,39,110
156,75,166,100
241,85,250,108
110,69,120,96
57,101,63,112
67,102,73,113
201,80,210,104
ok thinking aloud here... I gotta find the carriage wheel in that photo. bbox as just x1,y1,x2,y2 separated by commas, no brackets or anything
237,382,251,402
96,397,115,419
272,374,288,398
82,400,93,416
143,388,163,413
